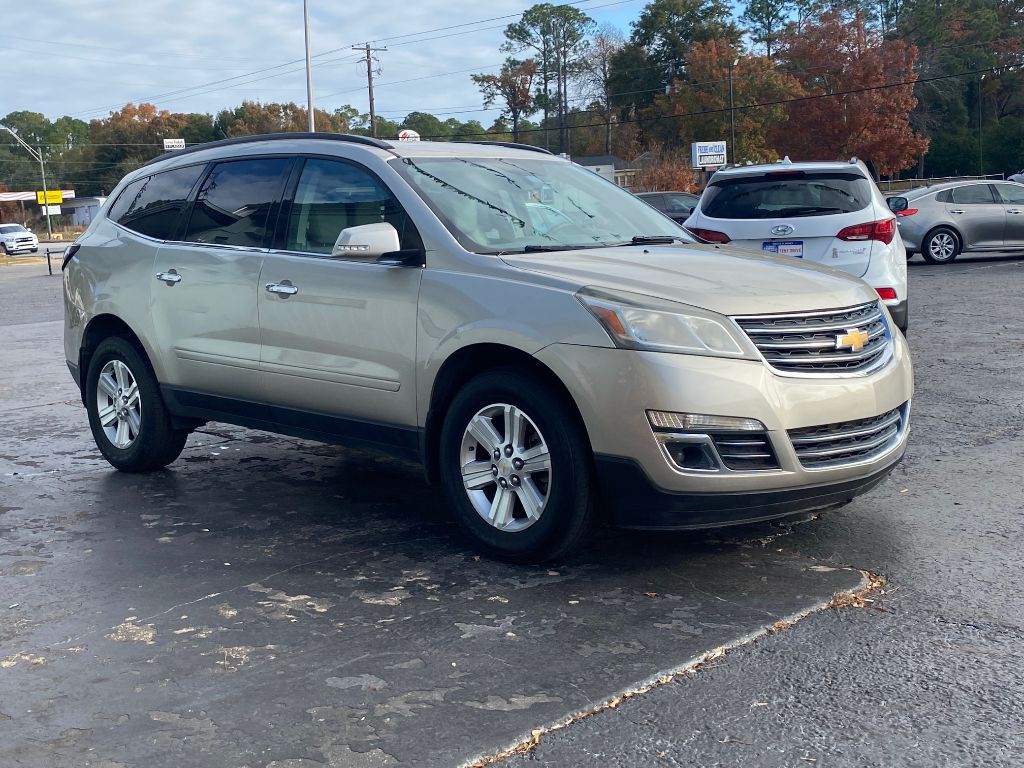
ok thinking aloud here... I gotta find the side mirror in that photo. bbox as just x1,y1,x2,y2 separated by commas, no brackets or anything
332,222,401,260
887,196,908,213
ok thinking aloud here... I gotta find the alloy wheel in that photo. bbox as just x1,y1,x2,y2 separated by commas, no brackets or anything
929,232,956,260
95,359,142,449
459,403,551,532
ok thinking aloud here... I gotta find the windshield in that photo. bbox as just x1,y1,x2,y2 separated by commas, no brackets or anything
390,156,693,253
702,171,872,219
0,225,28,234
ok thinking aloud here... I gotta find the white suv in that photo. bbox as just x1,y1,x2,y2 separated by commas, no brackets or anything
684,159,908,331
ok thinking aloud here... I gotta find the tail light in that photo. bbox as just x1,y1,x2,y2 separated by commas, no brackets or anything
876,287,898,301
895,209,918,217
836,218,896,245
61,244,81,271
687,228,731,244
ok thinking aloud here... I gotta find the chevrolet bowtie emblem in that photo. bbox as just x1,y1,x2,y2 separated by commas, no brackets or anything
836,327,870,352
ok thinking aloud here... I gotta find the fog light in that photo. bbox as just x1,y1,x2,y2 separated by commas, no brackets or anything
647,411,765,432
663,441,718,471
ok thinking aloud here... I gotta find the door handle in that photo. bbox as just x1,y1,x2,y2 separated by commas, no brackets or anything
1007,209,1023,215
949,209,965,214
266,281,298,296
155,269,182,285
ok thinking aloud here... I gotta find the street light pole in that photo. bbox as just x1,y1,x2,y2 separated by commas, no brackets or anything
303,0,315,132
2,126,53,239
728,58,739,163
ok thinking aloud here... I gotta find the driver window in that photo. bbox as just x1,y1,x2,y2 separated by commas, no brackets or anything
285,158,421,257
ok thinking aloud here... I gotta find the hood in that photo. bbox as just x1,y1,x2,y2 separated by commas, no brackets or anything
501,243,875,316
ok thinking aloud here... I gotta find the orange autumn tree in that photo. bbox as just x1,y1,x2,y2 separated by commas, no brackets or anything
775,11,929,174
646,39,802,164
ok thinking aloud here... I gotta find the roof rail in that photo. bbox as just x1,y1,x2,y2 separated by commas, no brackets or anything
141,131,396,167
460,140,553,155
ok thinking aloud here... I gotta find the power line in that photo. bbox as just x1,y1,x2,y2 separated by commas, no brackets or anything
411,64,1011,139
65,0,617,119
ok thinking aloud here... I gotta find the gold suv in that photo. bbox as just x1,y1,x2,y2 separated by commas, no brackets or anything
63,134,913,562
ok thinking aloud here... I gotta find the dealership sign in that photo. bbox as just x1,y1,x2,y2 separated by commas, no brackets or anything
691,141,727,168
163,138,186,151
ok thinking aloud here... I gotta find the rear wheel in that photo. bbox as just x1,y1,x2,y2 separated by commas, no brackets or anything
85,336,188,472
922,227,960,264
439,369,594,563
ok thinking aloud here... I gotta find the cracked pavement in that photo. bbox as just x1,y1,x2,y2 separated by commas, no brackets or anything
1,255,1022,766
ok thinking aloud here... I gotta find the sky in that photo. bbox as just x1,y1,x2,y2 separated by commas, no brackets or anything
0,0,645,128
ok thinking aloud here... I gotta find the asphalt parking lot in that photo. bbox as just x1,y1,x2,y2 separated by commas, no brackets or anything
1,254,1023,767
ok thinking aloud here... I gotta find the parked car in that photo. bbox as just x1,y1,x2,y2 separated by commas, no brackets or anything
636,191,701,224
886,180,1024,264
683,158,908,332
63,134,913,562
0,223,39,255
1008,170,1024,183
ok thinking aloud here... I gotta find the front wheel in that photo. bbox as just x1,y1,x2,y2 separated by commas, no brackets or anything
439,369,594,563
0,243,8,256
85,336,188,472
922,228,960,264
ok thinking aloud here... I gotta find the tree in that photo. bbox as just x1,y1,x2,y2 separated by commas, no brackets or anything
741,0,791,57
776,11,929,174
630,0,740,65
503,3,594,153
633,143,698,191
647,40,802,162
472,58,539,142
400,112,448,140
581,25,625,153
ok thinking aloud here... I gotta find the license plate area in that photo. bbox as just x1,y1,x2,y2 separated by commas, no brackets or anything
762,240,803,258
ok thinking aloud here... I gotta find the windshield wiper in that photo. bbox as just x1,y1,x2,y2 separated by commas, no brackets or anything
522,244,592,252
629,235,690,245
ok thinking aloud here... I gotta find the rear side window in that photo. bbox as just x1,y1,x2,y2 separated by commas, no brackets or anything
665,194,696,213
950,185,995,204
701,171,873,219
994,184,1024,205
184,158,292,247
107,165,204,240
284,158,420,256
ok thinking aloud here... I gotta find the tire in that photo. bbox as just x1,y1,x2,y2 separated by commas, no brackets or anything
0,243,8,255
439,368,594,563
922,227,960,264
85,336,188,472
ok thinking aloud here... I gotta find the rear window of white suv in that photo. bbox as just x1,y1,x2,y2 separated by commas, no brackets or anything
701,171,873,219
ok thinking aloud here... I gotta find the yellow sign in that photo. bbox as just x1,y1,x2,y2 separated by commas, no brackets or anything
36,190,62,205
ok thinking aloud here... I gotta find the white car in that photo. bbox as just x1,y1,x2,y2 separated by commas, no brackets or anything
1008,169,1024,184
684,159,908,332
0,224,39,255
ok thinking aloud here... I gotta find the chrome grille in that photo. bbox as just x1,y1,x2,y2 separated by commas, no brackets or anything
788,405,906,469
733,301,891,375
711,433,779,471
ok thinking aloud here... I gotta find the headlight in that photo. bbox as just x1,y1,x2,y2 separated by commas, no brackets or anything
576,287,757,359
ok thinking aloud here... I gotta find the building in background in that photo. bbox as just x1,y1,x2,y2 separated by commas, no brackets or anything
572,155,638,189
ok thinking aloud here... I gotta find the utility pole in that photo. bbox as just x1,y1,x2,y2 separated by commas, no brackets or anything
2,126,52,239
303,0,315,131
978,73,986,177
728,57,739,164
353,43,387,137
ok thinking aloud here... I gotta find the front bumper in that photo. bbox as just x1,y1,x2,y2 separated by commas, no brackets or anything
595,451,903,529
3,240,38,253
535,333,913,528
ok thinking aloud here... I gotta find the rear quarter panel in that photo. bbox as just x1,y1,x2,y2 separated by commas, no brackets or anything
64,220,163,379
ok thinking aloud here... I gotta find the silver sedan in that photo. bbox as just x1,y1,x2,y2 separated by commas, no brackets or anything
887,180,1024,263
